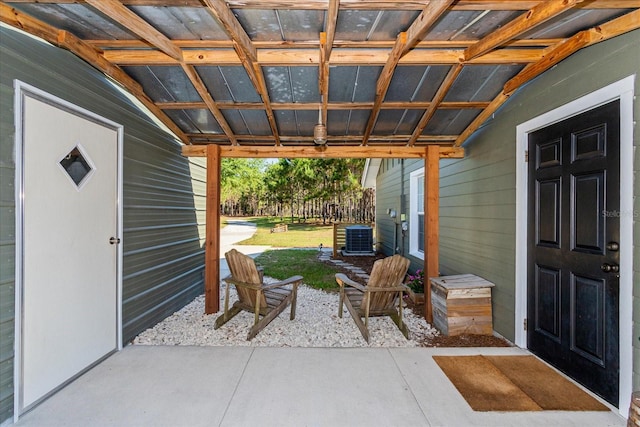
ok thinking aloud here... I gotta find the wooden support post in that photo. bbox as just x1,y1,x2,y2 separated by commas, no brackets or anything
424,145,440,323
205,144,221,314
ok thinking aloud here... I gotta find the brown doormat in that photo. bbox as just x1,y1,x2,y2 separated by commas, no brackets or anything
433,355,609,412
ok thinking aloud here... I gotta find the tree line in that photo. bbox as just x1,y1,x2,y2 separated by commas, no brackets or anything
220,158,375,224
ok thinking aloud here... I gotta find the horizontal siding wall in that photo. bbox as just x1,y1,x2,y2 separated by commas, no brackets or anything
0,26,206,423
375,159,402,256
438,29,639,389
438,133,517,338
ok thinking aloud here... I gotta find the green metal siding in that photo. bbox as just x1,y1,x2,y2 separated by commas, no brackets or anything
375,159,402,256
0,27,206,423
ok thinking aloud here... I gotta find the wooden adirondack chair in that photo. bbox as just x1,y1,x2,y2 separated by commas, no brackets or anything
215,249,303,340
335,254,411,342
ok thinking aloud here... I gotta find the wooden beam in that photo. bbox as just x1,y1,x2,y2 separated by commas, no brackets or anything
0,3,190,143
85,0,183,61
403,0,456,55
201,0,257,62
424,145,440,323
12,0,637,10
205,144,222,314
362,32,407,145
88,38,564,50
182,144,465,159
102,47,545,66
201,0,280,144
464,0,582,61
457,9,640,147
409,64,464,146
503,8,640,94
454,92,510,147
180,64,238,145
156,100,491,110
363,0,453,144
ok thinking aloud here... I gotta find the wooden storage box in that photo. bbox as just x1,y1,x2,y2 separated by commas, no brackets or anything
430,274,495,336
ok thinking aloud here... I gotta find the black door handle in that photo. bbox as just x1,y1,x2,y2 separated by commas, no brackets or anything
601,263,619,273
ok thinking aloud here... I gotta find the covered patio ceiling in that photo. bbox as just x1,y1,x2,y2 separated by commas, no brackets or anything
2,0,639,158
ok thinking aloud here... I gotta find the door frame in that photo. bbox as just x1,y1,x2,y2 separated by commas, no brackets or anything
13,81,124,420
515,75,634,414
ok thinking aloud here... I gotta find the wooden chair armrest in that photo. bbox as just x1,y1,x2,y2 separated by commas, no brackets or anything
262,275,303,290
335,273,366,291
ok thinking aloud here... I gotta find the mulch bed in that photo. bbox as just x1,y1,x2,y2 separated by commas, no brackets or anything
319,252,513,348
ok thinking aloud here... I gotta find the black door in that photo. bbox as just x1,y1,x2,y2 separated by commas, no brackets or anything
527,100,620,406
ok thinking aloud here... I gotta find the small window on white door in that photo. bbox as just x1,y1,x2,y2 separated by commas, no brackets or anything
59,144,94,189
410,168,424,260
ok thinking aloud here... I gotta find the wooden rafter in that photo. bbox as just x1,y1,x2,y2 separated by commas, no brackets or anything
318,0,339,125
503,8,640,94
180,64,238,145
362,32,407,145
455,8,640,147
84,0,239,145
464,0,583,61
409,64,464,146
362,0,454,145
85,0,182,61
201,0,281,145
0,2,190,143
3,0,638,152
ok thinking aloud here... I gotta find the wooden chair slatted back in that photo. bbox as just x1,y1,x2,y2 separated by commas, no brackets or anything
225,249,266,308
365,255,410,309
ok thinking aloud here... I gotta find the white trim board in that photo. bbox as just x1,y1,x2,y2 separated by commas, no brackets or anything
515,75,635,415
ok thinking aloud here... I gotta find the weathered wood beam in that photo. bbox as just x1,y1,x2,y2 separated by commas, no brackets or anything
362,32,407,145
456,9,640,147
102,47,545,66
180,64,238,145
156,100,491,110
182,144,465,159
403,0,456,55
503,8,640,94
363,0,455,145
0,3,190,143
186,134,461,144
319,32,330,125
409,64,464,146
201,0,257,62
205,144,221,314
318,0,339,121
424,145,440,323
84,1,240,144
464,0,582,61
85,0,183,61
88,38,564,50
454,92,510,147
201,0,280,144
11,0,638,11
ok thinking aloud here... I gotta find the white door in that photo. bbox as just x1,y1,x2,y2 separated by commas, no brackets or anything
17,87,121,413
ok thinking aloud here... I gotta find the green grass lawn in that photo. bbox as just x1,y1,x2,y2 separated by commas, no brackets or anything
234,216,333,248
254,249,339,291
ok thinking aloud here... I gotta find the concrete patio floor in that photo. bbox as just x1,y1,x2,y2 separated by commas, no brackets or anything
15,345,625,427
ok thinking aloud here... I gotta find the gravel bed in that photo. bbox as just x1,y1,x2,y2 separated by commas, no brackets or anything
133,278,439,347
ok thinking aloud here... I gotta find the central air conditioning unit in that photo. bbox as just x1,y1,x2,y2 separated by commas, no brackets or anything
344,225,373,255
